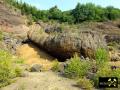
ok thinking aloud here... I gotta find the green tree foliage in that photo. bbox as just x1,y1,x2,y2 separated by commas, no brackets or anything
93,6,107,21
48,6,62,20
72,3,97,23
72,3,120,23
6,0,120,24
61,11,75,23
105,6,120,20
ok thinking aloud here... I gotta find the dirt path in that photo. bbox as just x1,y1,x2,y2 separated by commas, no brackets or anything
1,71,80,90
5,43,80,90
1,43,81,90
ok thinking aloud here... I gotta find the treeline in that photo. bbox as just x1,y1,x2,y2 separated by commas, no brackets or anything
6,0,120,24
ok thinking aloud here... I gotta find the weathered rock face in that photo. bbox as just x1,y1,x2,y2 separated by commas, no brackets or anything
105,35,120,43
0,31,28,54
28,29,107,60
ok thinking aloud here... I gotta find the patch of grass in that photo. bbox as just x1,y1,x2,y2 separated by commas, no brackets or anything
0,31,3,41
92,63,120,88
95,48,109,68
64,54,92,79
51,59,59,72
0,50,23,88
13,57,24,64
90,48,120,89
14,67,22,77
77,77,94,90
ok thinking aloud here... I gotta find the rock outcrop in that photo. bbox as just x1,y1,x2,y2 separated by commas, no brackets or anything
105,35,120,43
28,28,107,60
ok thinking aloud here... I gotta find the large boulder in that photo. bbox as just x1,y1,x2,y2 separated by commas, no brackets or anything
28,28,107,60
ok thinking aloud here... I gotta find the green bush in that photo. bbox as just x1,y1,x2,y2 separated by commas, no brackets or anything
0,31,3,41
13,56,24,64
92,64,120,88
77,77,94,90
14,67,22,77
92,48,120,89
0,50,22,87
95,48,108,68
64,54,91,79
51,59,59,72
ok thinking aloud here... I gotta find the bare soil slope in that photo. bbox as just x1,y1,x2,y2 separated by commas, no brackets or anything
0,1,29,38
17,43,55,70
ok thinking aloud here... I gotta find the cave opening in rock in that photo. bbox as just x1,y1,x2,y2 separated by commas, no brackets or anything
21,39,68,62
117,24,120,28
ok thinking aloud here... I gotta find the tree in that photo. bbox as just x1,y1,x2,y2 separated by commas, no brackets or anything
105,6,120,20
72,3,82,23
48,6,62,20
61,11,75,24
85,3,96,20
6,0,120,24
94,6,107,21
72,3,97,23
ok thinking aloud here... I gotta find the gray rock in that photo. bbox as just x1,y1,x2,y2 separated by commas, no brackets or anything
2,33,23,54
28,28,107,60
30,64,42,72
58,62,68,73
111,54,120,61
87,72,95,80
105,35,120,43
85,57,90,61
80,56,85,60
45,26,62,34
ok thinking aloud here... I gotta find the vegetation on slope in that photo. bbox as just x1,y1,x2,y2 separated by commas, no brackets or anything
64,54,92,79
0,31,3,41
5,0,120,24
0,50,23,88
53,48,120,89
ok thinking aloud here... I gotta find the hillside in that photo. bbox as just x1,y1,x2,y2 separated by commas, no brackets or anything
0,1,82,90
0,0,120,90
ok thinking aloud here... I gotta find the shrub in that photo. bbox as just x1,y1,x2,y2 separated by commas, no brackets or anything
51,60,59,72
64,54,91,79
13,57,24,64
0,31,3,41
14,67,22,77
0,50,22,87
92,48,120,89
95,48,109,68
92,64,120,88
77,77,94,90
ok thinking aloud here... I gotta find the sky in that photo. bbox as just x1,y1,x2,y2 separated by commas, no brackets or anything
20,0,120,11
